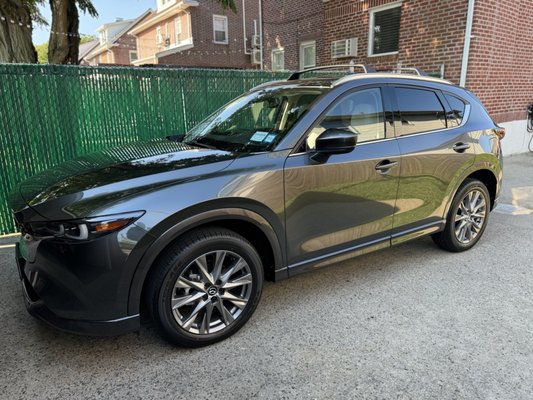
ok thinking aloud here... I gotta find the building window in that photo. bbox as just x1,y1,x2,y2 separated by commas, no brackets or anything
99,30,107,45
156,26,164,45
213,15,228,44
175,17,182,44
271,48,284,71
368,2,401,56
299,40,316,70
129,51,138,63
157,0,175,11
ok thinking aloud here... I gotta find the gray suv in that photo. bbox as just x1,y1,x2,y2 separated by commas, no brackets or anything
10,66,503,347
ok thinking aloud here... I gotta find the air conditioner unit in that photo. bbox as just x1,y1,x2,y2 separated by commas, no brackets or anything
164,37,171,47
331,37,358,59
251,49,261,65
251,35,260,48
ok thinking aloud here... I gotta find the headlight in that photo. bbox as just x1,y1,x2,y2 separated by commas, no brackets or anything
29,211,145,241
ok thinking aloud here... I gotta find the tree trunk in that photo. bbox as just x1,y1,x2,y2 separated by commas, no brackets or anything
0,0,37,63
48,0,80,64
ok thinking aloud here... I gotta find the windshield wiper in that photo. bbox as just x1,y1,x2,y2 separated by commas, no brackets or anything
186,140,218,150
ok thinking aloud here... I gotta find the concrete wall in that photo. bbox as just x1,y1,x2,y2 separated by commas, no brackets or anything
500,120,533,156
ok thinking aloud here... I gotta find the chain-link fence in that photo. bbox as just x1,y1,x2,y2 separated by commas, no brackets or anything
0,64,287,234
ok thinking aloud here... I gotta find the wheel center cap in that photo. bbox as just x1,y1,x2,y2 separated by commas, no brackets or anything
207,286,218,296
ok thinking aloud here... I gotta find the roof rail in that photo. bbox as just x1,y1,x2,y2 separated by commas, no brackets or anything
393,67,428,76
287,64,376,81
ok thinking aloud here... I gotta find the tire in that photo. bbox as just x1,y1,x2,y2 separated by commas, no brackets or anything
432,179,491,252
145,227,264,347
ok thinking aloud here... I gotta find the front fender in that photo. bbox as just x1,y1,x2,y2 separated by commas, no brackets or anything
126,201,286,315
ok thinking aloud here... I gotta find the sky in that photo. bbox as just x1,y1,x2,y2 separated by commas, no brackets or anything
32,0,154,45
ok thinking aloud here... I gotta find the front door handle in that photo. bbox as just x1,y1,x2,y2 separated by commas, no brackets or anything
452,142,471,153
375,160,398,173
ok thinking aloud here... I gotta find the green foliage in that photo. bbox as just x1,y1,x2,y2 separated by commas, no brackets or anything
35,42,48,63
80,35,95,44
76,0,98,17
216,0,237,13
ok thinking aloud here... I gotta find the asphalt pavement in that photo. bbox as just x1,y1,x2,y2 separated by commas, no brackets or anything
1,154,532,399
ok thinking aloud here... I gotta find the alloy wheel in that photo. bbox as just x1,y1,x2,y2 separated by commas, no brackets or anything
170,250,253,335
454,189,487,244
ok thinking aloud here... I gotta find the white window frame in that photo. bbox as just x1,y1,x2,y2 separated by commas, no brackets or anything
213,15,228,44
299,40,316,70
156,26,163,45
271,48,285,71
129,50,138,63
157,0,175,12
99,30,107,45
175,17,182,44
368,1,401,57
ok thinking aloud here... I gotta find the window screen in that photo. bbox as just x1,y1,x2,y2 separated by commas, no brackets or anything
371,5,401,55
444,93,467,127
396,88,447,135
307,88,385,149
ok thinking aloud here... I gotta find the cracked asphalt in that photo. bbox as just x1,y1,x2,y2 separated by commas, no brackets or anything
1,154,532,399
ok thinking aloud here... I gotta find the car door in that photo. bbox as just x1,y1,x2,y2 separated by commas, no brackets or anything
390,85,476,244
283,86,401,274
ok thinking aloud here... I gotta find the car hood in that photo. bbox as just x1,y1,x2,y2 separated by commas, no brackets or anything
12,138,236,220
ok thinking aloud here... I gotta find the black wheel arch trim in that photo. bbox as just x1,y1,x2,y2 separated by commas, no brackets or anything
127,199,286,315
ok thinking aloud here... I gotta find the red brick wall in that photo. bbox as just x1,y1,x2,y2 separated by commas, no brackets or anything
321,0,469,76
398,0,468,83
321,0,400,70
112,34,138,65
158,1,260,68
262,0,324,71
467,0,533,123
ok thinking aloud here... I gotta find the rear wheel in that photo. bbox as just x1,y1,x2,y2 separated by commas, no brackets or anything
432,179,490,252
146,227,263,347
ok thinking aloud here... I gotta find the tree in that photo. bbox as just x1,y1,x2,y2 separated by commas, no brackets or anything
217,0,236,12
0,0,44,63
47,0,97,64
35,41,48,63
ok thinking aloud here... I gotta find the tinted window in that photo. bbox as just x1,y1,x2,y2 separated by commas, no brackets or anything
444,93,466,127
307,88,385,150
396,88,446,135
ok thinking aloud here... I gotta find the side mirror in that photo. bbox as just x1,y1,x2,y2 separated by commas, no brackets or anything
315,128,357,154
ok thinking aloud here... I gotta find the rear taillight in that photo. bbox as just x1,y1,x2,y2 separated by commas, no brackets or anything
494,127,505,139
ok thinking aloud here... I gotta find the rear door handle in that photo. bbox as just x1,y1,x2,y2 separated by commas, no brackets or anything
375,160,398,173
452,142,471,153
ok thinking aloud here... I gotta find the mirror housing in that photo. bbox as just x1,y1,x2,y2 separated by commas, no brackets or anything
315,128,357,154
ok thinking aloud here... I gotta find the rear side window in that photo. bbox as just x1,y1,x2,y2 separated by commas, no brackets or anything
444,93,466,127
396,88,447,135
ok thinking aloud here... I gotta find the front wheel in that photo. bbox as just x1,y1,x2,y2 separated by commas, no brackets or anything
146,227,264,347
432,179,491,252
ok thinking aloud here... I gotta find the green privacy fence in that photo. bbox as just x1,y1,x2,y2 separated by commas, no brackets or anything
0,64,287,234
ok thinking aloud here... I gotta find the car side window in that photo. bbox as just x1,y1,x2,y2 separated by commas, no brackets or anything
444,93,467,127
306,88,385,150
396,88,447,135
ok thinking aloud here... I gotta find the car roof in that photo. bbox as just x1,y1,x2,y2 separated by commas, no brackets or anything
250,73,456,92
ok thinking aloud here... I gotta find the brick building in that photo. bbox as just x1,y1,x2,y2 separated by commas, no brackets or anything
260,0,533,154
85,11,151,66
129,0,261,68
262,0,324,71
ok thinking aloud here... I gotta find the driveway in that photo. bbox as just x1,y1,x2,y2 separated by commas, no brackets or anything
1,154,532,399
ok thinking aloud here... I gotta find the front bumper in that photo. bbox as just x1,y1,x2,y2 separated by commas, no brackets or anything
15,239,141,336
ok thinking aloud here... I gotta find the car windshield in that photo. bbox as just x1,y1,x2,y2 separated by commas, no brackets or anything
183,87,327,153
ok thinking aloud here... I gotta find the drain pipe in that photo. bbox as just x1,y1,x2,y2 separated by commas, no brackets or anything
242,0,251,55
460,0,475,87
258,0,264,70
